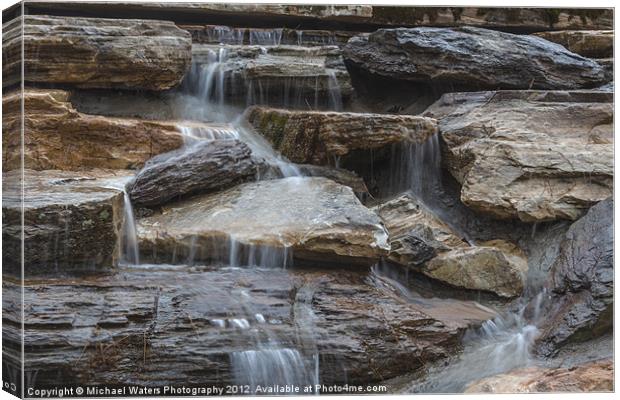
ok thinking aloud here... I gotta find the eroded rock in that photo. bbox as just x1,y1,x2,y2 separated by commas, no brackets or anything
3,15,191,90
343,27,606,91
424,90,613,222
533,30,613,58
2,89,185,171
137,177,389,266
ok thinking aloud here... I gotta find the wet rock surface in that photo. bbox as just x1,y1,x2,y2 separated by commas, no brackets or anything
533,30,613,58
3,15,192,90
343,27,607,91
533,198,613,356
137,177,389,267
128,140,262,208
245,106,437,166
2,89,184,171
464,358,613,393
2,169,133,276
424,90,613,222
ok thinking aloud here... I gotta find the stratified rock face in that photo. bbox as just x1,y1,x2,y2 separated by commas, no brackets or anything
127,140,262,208
137,177,389,266
424,90,613,222
245,106,437,165
3,15,192,90
374,194,527,298
3,268,475,388
2,89,184,171
2,169,133,276
343,27,606,90
534,198,613,356
464,359,613,393
534,30,613,58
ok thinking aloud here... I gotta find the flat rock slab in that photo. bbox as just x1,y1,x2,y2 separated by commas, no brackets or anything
137,177,389,267
2,89,185,171
534,30,613,58
3,15,191,90
2,169,134,275
3,267,483,388
343,27,607,90
127,140,263,208
424,90,613,222
245,106,437,165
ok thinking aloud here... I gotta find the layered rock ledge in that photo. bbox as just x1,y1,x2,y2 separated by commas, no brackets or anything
137,177,389,267
2,89,185,171
424,90,613,222
2,15,191,90
533,30,613,58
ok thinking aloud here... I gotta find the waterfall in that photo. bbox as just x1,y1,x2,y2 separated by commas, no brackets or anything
206,25,245,45
249,28,283,46
121,189,140,265
326,69,343,112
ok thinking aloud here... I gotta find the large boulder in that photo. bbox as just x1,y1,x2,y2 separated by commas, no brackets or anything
137,177,389,267
245,106,437,165
533,30,613,58
374,194,527,298
127,140,262,208
2,89,185,171
2,169,133,276
343,27,606,91
424,90,613,222
464,359,613,393
3,15,191,90
533,198,613,356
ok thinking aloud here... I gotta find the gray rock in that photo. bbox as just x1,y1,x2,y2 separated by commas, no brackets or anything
343,27,607,91
533,30,613,58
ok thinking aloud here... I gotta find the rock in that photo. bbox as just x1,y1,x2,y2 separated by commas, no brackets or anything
464,359,613,393
424,90,613,222
2,89,185,171
3,267,475,387
186,44,353,108
533,30,613,58
1,169,133,276
533,198,613,356
137,177,389,267
3,15,191,90
127,140,262,208
296,164,370,199
343,27,606,91
245,106,437,166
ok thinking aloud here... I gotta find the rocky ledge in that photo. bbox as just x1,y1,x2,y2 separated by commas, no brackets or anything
534,30,613,58
424,90,613,222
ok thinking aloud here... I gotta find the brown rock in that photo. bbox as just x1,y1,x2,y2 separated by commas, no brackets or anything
3,15,191,90
533,30,613,58
2,89,184,171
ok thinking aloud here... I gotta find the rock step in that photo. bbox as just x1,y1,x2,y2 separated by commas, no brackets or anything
2,267,493,387
137,177,389,267
2,15,191,90
2,169,134,276
533,30,613,58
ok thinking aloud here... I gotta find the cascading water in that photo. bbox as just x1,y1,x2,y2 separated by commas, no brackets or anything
121,190,140,265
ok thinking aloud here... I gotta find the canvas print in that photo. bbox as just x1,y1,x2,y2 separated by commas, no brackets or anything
1,1,614,397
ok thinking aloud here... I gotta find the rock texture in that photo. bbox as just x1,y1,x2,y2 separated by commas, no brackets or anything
137,177,389,266
3,15,191,90
3,268,478,388
2,89,185,171
424,90,613,222
534,30,613,58
128,140,262,208
465,359,613,393
533,198,613,356
245,107,437,165
2,169,133,275
343,27,606,90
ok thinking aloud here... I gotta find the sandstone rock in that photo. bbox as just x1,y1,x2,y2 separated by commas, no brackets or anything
533,30,613,58
424,90,613,222
127,140,262,208
2,89,184,171
4,267,473,387
534,198,613,356
137,177,389,266
245,106,437,165
3,15,191,90
296,164,370,199
2,169,133,276
343,27,606,91
464,359,613,393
